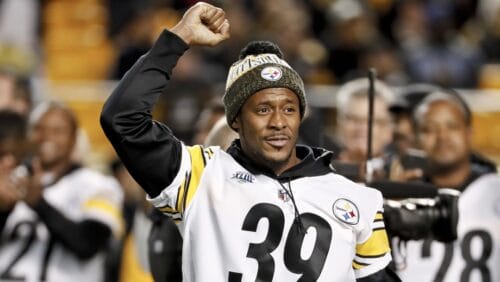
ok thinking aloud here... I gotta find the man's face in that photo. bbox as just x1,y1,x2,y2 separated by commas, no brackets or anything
232,88,301,174
417,101,470,170
30,109,76,169
338,96,393,160
0,138,27,166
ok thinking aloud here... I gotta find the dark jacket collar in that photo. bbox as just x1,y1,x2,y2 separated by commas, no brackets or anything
424,153,496,192
226,139,333,180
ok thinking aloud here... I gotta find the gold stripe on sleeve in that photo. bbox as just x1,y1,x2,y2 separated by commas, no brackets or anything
185,145,206,210
84,198,124,237
84,198,122,223
356,227,391,258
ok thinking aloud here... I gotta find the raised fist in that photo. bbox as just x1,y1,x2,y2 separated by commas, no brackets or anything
171,2,230,47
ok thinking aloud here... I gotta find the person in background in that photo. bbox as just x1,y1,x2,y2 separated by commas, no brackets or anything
101,2,399,281
388,83,437,181
106,158,183,282
203,116,239,150
389,88,496,182
0,72,32,117
0,101,123,282
415,90,497,188
147,206,182,282
105,158,156,282
192,99,226,145
0,110,28,229
396,90,500,282
333,77,395,182
389,84,437,157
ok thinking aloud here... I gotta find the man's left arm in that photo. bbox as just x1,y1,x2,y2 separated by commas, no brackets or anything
353,191,401,281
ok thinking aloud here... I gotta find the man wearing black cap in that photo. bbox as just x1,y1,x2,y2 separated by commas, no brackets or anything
101,2,399,281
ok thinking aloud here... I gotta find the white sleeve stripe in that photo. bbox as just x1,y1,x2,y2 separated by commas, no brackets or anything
174,172,188,211
147,143,192,207
354,252,392,278
372,221,385,229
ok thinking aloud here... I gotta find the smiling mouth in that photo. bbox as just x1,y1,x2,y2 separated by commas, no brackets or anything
265,136,290,148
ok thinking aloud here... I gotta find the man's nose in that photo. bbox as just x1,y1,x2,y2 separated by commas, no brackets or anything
269,111,286,129
436,126,449,140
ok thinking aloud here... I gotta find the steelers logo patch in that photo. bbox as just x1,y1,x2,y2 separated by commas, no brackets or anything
333,198,359,225
261,66,282,81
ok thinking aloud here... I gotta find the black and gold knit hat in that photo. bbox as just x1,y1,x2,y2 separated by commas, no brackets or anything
223,41,306,130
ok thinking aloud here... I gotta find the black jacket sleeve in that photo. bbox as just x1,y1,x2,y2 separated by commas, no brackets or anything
33,198,112,260
100,30,189,198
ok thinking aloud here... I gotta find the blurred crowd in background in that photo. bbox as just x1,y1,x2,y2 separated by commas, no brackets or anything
103,0,500,88
1,0,500,158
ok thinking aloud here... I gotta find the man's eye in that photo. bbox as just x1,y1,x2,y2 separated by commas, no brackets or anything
257,107,269,114
284,107,296,113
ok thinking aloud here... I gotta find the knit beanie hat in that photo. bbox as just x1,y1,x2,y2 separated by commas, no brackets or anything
223,41,306,130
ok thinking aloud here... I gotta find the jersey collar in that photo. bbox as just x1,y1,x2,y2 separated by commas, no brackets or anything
226,139,333,180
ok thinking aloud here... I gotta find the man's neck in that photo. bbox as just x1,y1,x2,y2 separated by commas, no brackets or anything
273,157,300,176
430,161,471,189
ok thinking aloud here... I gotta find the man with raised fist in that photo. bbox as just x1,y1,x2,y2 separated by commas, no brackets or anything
101,2,399,281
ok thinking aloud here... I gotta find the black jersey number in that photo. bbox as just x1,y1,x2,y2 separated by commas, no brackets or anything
0,221,54,281
421,229,493,282
228,203,332,282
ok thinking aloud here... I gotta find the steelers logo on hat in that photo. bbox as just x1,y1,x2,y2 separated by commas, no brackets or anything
261,66,282,81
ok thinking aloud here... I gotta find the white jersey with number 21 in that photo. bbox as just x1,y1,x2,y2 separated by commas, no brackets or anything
0,167,123,282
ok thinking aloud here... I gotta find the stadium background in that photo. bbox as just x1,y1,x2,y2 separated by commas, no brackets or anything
4,0,500,170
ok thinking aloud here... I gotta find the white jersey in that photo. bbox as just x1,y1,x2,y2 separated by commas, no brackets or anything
397,173,500,282
149,144,392,282
0,167,123,282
